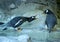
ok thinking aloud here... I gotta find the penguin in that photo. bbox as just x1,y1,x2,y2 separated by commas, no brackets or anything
44,9,57,33
1,16,36,31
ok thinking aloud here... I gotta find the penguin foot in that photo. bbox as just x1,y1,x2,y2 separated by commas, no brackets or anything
14,28,23,32
48,28,57,33
52,28,57,32
47,28,52,33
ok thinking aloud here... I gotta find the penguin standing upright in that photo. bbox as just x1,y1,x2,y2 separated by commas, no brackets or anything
0,16,36,31
44,9,57,33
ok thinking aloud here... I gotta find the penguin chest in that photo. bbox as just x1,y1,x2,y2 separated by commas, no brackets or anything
46,14,57,28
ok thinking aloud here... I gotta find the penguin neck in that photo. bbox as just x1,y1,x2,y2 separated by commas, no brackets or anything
26,18,31,22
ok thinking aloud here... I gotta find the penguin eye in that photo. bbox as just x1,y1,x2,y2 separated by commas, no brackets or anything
46,10,48,13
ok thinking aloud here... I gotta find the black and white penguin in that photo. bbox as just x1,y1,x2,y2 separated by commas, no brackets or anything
1,16,36,31
44,9,57,33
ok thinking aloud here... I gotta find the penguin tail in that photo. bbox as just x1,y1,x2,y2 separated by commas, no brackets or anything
0,24,7,31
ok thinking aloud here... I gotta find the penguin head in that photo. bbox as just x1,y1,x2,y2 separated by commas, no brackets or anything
27,16,36,22
44,9,53,14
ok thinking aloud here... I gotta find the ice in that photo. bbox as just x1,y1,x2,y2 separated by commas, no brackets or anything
9,4,16,9
0,34,30,42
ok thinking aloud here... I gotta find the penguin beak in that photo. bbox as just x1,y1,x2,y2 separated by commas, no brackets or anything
35,15,39,19
35,17,38,19
34,16,38,19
